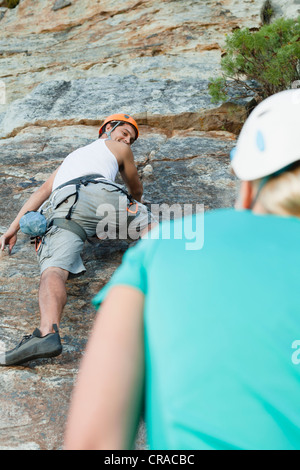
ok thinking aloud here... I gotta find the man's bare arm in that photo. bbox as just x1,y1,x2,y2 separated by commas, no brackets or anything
64,286,145,450
120,159,143,202
119,147,143,202
105,141,143,202
0,168,59,252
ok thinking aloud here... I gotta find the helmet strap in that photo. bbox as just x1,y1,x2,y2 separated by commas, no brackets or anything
250,163,294,209
250,176,270,210
105,121,121,140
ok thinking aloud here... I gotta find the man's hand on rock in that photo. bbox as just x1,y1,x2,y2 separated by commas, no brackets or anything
0,229,18,255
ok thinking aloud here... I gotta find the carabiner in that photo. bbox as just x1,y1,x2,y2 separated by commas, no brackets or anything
127,202,139,215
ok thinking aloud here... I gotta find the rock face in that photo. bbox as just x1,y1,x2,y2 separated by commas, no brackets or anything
0,0,298,451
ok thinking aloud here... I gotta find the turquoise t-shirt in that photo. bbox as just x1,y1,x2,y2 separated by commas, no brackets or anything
93,209,300,450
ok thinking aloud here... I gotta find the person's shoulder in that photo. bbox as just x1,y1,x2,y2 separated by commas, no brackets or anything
105,139,131,153
105,140,133,162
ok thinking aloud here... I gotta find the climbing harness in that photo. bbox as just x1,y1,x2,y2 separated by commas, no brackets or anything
28,174,140,248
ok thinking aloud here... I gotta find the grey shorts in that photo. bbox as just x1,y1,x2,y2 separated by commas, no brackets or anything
37,181,155,277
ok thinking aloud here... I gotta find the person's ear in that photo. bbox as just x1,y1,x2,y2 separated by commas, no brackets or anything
105,123,112,132
239,181,255,209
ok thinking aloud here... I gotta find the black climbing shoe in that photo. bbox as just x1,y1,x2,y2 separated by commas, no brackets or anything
0,324,62,366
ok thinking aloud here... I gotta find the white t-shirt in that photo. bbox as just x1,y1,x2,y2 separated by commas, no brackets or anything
52,139,119,191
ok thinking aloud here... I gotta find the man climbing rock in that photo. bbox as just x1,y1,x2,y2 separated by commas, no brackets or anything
0,113,154,366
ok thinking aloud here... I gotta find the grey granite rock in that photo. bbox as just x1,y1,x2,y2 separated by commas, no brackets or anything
52,0,72,12
0,76,217,138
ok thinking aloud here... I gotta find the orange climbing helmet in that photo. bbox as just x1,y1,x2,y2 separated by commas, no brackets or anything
99,113,139,140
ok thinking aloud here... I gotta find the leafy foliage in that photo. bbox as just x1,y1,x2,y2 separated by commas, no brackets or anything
3,0,20,8
209,17,300,104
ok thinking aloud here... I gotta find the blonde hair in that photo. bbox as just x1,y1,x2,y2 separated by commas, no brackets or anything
252,161,300,217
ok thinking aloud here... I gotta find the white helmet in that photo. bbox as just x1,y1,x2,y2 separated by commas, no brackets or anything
230,89,300,181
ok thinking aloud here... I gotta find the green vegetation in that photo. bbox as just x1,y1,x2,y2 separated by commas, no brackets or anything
3,0,20,8
260,0,275,25
209,16,300,104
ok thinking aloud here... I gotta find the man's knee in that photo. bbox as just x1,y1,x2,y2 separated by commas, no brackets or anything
40,267,69,284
